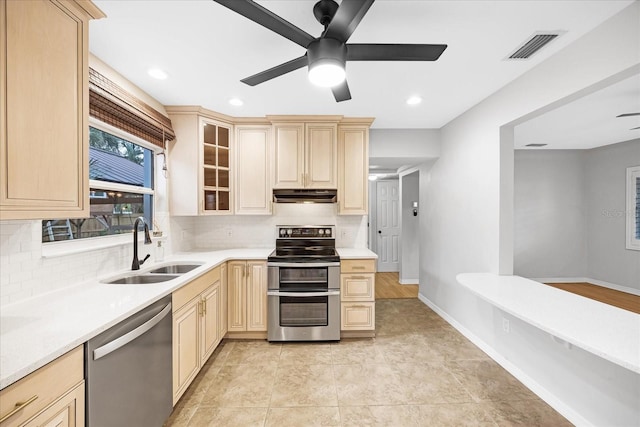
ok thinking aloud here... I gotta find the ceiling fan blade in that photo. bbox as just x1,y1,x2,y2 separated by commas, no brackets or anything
332,80,352,102
617,112,640,117
324,0,374,43
347,43,447,61
213,0,315,48
241,56,308,86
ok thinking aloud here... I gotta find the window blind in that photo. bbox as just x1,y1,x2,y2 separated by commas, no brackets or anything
88,67,175,148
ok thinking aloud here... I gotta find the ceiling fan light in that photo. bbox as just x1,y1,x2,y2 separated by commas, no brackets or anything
308,60,345,87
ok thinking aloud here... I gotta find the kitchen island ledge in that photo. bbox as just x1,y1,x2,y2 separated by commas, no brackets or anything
457,272,640,374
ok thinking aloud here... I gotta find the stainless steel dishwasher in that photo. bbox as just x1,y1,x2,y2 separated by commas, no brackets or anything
85,295,173,427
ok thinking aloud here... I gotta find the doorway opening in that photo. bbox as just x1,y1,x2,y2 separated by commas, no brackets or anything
369,172,420,299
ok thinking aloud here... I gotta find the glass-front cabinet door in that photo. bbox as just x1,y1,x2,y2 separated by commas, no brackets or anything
202,119,231,213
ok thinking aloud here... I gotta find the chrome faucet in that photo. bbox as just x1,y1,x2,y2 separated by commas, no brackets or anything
132,216,152,270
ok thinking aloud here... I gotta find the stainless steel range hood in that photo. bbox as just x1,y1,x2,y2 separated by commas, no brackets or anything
273,189,337,203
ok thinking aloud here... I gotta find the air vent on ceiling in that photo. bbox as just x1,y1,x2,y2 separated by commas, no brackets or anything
525,143,548,148
507,32,562,60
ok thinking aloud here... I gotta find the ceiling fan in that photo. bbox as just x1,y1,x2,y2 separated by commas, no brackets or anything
616,112,640,130
213,0,447,102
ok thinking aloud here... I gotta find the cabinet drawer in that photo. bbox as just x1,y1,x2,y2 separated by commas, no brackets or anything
0,346,83,427
341,302,375,331
173,266,221,311
340,274,375,302
340,259,376,273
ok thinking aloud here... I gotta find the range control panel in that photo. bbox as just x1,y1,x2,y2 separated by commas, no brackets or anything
277,226,334,238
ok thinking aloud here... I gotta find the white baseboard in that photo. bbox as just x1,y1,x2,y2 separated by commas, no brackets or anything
417,293,593,427
533,277,640,297
398,278,419,285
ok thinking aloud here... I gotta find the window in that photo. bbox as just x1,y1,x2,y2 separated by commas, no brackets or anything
627,165,640,251
42,123,155,242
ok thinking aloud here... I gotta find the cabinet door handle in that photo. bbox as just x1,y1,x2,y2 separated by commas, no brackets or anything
351,276,367,279
351,266,366,270
202,298,207,316
0,395,39,423
198,300,203,316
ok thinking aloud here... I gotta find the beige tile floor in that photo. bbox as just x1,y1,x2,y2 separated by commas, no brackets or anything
165,299,572,427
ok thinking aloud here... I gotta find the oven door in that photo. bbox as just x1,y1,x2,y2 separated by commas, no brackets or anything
267,263,340,341
267,290,341,341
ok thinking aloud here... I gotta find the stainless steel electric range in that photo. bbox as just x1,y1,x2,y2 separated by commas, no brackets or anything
267,225,341,342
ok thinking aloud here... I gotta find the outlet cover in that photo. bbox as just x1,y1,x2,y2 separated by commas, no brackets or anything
225,228,233,238
502,318,510,333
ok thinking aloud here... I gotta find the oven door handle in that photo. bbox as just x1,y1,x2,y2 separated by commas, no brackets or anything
267,262,341,268
267,290,340,297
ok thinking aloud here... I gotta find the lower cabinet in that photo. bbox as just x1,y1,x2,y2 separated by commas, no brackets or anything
172,265,223,404
227,260,268,334
0,346,84,427
340,259,376,334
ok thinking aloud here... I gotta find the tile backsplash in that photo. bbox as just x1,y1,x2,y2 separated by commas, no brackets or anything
1,204,367,306
187,204,368,249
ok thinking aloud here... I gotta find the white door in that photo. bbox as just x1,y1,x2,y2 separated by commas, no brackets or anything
376,180,400,272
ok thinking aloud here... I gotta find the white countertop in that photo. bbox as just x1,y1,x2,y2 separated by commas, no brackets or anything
0,247,379,389
457,273,640,374
336,247,378,259
0,248,272,389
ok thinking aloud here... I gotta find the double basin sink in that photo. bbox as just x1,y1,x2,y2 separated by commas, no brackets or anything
102,262,204,285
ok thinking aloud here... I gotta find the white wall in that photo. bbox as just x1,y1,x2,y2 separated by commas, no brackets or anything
514,150,588,278
369,129,440,172
400,171,419,284
586,139,640,289
514,141,640,291
419,3,640,426
369,129,440,159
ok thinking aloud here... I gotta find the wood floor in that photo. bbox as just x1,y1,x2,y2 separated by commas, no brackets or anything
544,282,640,314
375,272,418,299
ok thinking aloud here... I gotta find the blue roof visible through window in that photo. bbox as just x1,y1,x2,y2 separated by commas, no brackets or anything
89,146,144,186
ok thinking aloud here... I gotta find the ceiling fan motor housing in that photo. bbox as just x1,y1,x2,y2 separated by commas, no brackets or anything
313,0,339,27
307,37,347,69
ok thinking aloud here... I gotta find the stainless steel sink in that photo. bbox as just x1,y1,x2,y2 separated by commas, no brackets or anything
149,264,202,274
105,274,180,285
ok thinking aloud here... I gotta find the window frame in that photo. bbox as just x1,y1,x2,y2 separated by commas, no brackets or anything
626,165,640,251
42,118,160,254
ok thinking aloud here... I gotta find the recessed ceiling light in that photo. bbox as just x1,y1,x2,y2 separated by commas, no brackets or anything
229,98,244,106
147,68,168,80
368,175,378,181
406,96,422,106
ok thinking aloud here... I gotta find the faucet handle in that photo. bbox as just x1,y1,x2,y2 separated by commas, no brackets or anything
140,254,151,266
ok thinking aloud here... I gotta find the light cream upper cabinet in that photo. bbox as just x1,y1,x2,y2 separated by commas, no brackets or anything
271,119,338,189
272,122,305,188
0,0,104,220
235,125,272,214
338,121,372,215
166,107,233,215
